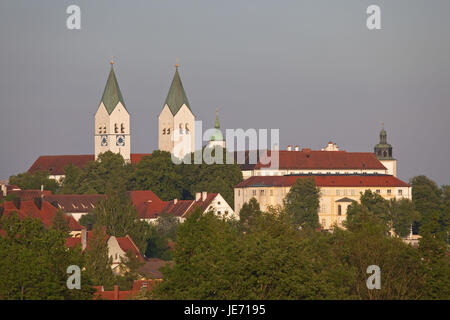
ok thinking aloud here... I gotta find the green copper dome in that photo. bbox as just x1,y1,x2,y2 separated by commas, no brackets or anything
211,109,224,141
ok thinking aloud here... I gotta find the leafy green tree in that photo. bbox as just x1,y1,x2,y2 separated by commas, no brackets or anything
52,209,70,234
145,214,180,260
115,250,145,290
410,175,443,235
132,151,184,201
92,188,151,254
389,198,420,237
239,197,262,231
9,170,59,193
283,178,320,229
84,226,114,289
59,151,134,195
0,213,94,299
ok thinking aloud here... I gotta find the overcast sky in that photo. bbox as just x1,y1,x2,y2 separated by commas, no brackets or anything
0,0,449,185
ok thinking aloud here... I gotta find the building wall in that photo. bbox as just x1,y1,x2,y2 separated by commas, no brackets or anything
107,236,126,274
173,104,195,158
204,193,238,220
380,159,397,177
234,185,411,230
95,102,130,162
248,168,388,178
158,104,174,153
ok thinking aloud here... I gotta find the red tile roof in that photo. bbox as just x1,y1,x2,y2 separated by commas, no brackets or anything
28,153,152,175
116,235,145,262
44,194,105,213
5,190,53,201
93,280,160,300
0,200,83,231
162,199,195,217
235,175,410,188
127,190,167,220
254,150,387,170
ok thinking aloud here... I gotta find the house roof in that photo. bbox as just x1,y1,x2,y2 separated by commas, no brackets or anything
115,235,145,262
44,194,105,213
28,153,151,175
100,64,126,114
0,200,83,231
137,258,173,279
129,190,167,220
1,189,52,201
255,150,387,170
235,175,410,188
164,67,191,115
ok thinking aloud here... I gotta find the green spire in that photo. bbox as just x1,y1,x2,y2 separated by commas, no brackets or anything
215,108,220,129
100,60,126,114
211,108,224,141
164,65,191,115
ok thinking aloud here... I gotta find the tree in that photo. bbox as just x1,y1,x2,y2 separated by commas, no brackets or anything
59,151,134,195
0,213,94,299
9,170,59,193
410,175,442,235
389,198,420,237
132,151,184,201
116,250,145,290
92,188,151,254
145,213,180,260
52,209,70,234
283,178,320,229
239,198,262,231
84,226,114,289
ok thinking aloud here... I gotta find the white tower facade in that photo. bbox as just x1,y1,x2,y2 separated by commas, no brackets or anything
94,62,131,162
158,65,195,159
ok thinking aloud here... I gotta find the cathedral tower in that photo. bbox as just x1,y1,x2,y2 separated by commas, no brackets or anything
94,60,130,162
158,64,195,159
374,124,396,176
208,108,226,149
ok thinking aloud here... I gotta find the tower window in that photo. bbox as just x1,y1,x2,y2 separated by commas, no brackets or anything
163,128,166,135
121,123,125,133
103,125,106,133
179,123,183,134
338,205,342,216
185,123,189,134
98,126,102,134
167,128,170,134
114,124,118,133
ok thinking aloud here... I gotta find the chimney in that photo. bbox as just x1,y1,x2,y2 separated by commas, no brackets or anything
1,184,6,197
40,185,44,198
174,198,178,204
287,145,292,151
202,191,207,201
195,192,201,201
294,146,299,151
81,228,87,251
113,285,119,300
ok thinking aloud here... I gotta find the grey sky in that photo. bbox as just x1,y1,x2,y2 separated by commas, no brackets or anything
0,0,449,186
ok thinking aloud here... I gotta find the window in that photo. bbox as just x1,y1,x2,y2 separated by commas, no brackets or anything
376,189,381,194
322,219,326,228
260,189,265,196
338,205,342,216
167,128,170,134
218,201,221,205
121,123,125,133
343,189,348,196
387,189,391,195
163,128,166,135
185,123,189,133
114,124,118,133
179,123,183,134
103,125,106,133
252,190,256,196
270,190,273,196
398,189,403,196
336,190,340,196
350,189,355,196
98,126,102,134
321,204,327,213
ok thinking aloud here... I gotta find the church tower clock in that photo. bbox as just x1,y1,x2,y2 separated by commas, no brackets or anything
94,59,131,162
374,124,397,176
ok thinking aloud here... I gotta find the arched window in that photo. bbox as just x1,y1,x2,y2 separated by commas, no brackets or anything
121,123,125,133
338,205,342,216
103,125,106,134
179,123,183,134
167,128,171,134
162,128,166,135
114,124,118,133
98,126,102,134
383,151,387,157
185,123,189,134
